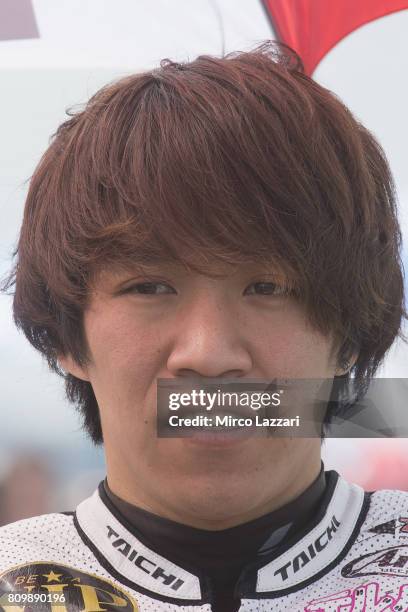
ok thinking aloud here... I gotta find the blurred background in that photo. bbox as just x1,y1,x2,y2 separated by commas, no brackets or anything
0,0,407,525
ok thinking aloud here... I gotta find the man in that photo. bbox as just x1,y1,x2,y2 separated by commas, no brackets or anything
0,42,406,611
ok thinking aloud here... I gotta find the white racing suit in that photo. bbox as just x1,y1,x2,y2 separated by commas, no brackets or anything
1,471,408,611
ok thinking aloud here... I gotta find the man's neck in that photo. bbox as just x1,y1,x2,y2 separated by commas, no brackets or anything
106,455,322,530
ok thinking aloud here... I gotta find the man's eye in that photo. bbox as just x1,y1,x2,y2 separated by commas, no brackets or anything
124,282,176,295
244,282,289,296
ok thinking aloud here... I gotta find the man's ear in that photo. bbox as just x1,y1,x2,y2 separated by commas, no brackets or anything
335,352,358,376
58,354,90,382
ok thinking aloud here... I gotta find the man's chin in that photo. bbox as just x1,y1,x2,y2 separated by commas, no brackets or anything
181,428,256,447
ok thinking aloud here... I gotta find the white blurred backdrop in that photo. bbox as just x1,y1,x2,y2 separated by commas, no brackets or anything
0,0,407,523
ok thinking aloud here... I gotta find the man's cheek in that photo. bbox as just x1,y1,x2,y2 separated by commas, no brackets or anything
91,336,150,374
264,334,330,377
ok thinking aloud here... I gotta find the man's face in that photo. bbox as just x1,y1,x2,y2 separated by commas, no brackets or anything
62,261,343,528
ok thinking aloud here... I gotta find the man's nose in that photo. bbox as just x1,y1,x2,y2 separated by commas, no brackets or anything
166,296,253,378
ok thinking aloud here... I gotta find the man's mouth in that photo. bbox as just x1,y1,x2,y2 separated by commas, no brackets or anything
174,409,262,446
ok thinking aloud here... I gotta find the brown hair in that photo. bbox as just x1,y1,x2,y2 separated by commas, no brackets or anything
2,42,406,443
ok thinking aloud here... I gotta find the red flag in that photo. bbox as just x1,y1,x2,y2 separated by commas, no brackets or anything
262,0,408,75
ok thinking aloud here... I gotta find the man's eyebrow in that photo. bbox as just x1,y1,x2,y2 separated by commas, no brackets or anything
93,260,186,284
118,260,187,275
95,260,298,285
104,259,179,272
